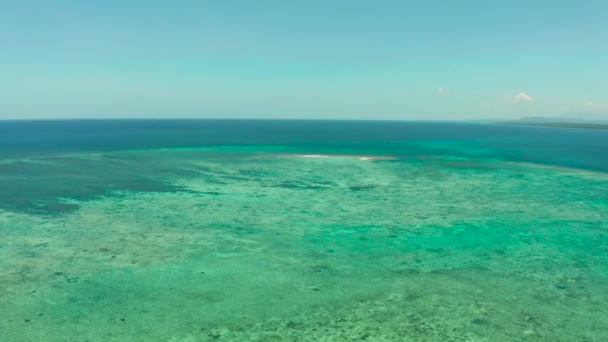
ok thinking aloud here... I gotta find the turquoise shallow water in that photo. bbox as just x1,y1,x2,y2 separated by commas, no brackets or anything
1,121,608,341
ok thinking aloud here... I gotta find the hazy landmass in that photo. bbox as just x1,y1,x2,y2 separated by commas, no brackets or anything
500,114,608,130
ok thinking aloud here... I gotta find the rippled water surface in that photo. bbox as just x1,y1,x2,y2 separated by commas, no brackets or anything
1,120,607,341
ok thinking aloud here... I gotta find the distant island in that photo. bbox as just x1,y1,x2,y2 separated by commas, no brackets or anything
499,115,608,130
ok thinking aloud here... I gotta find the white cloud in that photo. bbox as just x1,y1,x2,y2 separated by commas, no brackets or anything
587,101,608,109
514,92,533,103
437,87,448,94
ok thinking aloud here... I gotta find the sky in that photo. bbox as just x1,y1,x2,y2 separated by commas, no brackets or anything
1,0,607,120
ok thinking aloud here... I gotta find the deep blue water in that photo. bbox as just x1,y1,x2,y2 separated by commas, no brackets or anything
1,119,607,171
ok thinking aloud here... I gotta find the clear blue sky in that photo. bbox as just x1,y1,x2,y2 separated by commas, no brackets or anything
1,0,607,120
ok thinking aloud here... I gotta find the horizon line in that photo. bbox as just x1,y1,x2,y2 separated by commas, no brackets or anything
0,117,495,123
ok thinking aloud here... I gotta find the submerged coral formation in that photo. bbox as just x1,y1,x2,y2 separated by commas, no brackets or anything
1,147,607,341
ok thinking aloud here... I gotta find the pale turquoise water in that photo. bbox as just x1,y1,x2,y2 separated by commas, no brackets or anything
1,121,607,341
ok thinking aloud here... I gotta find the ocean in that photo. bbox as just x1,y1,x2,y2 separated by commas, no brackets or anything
1,120,607,340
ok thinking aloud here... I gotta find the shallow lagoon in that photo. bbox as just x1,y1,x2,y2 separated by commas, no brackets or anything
1,121,607,341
